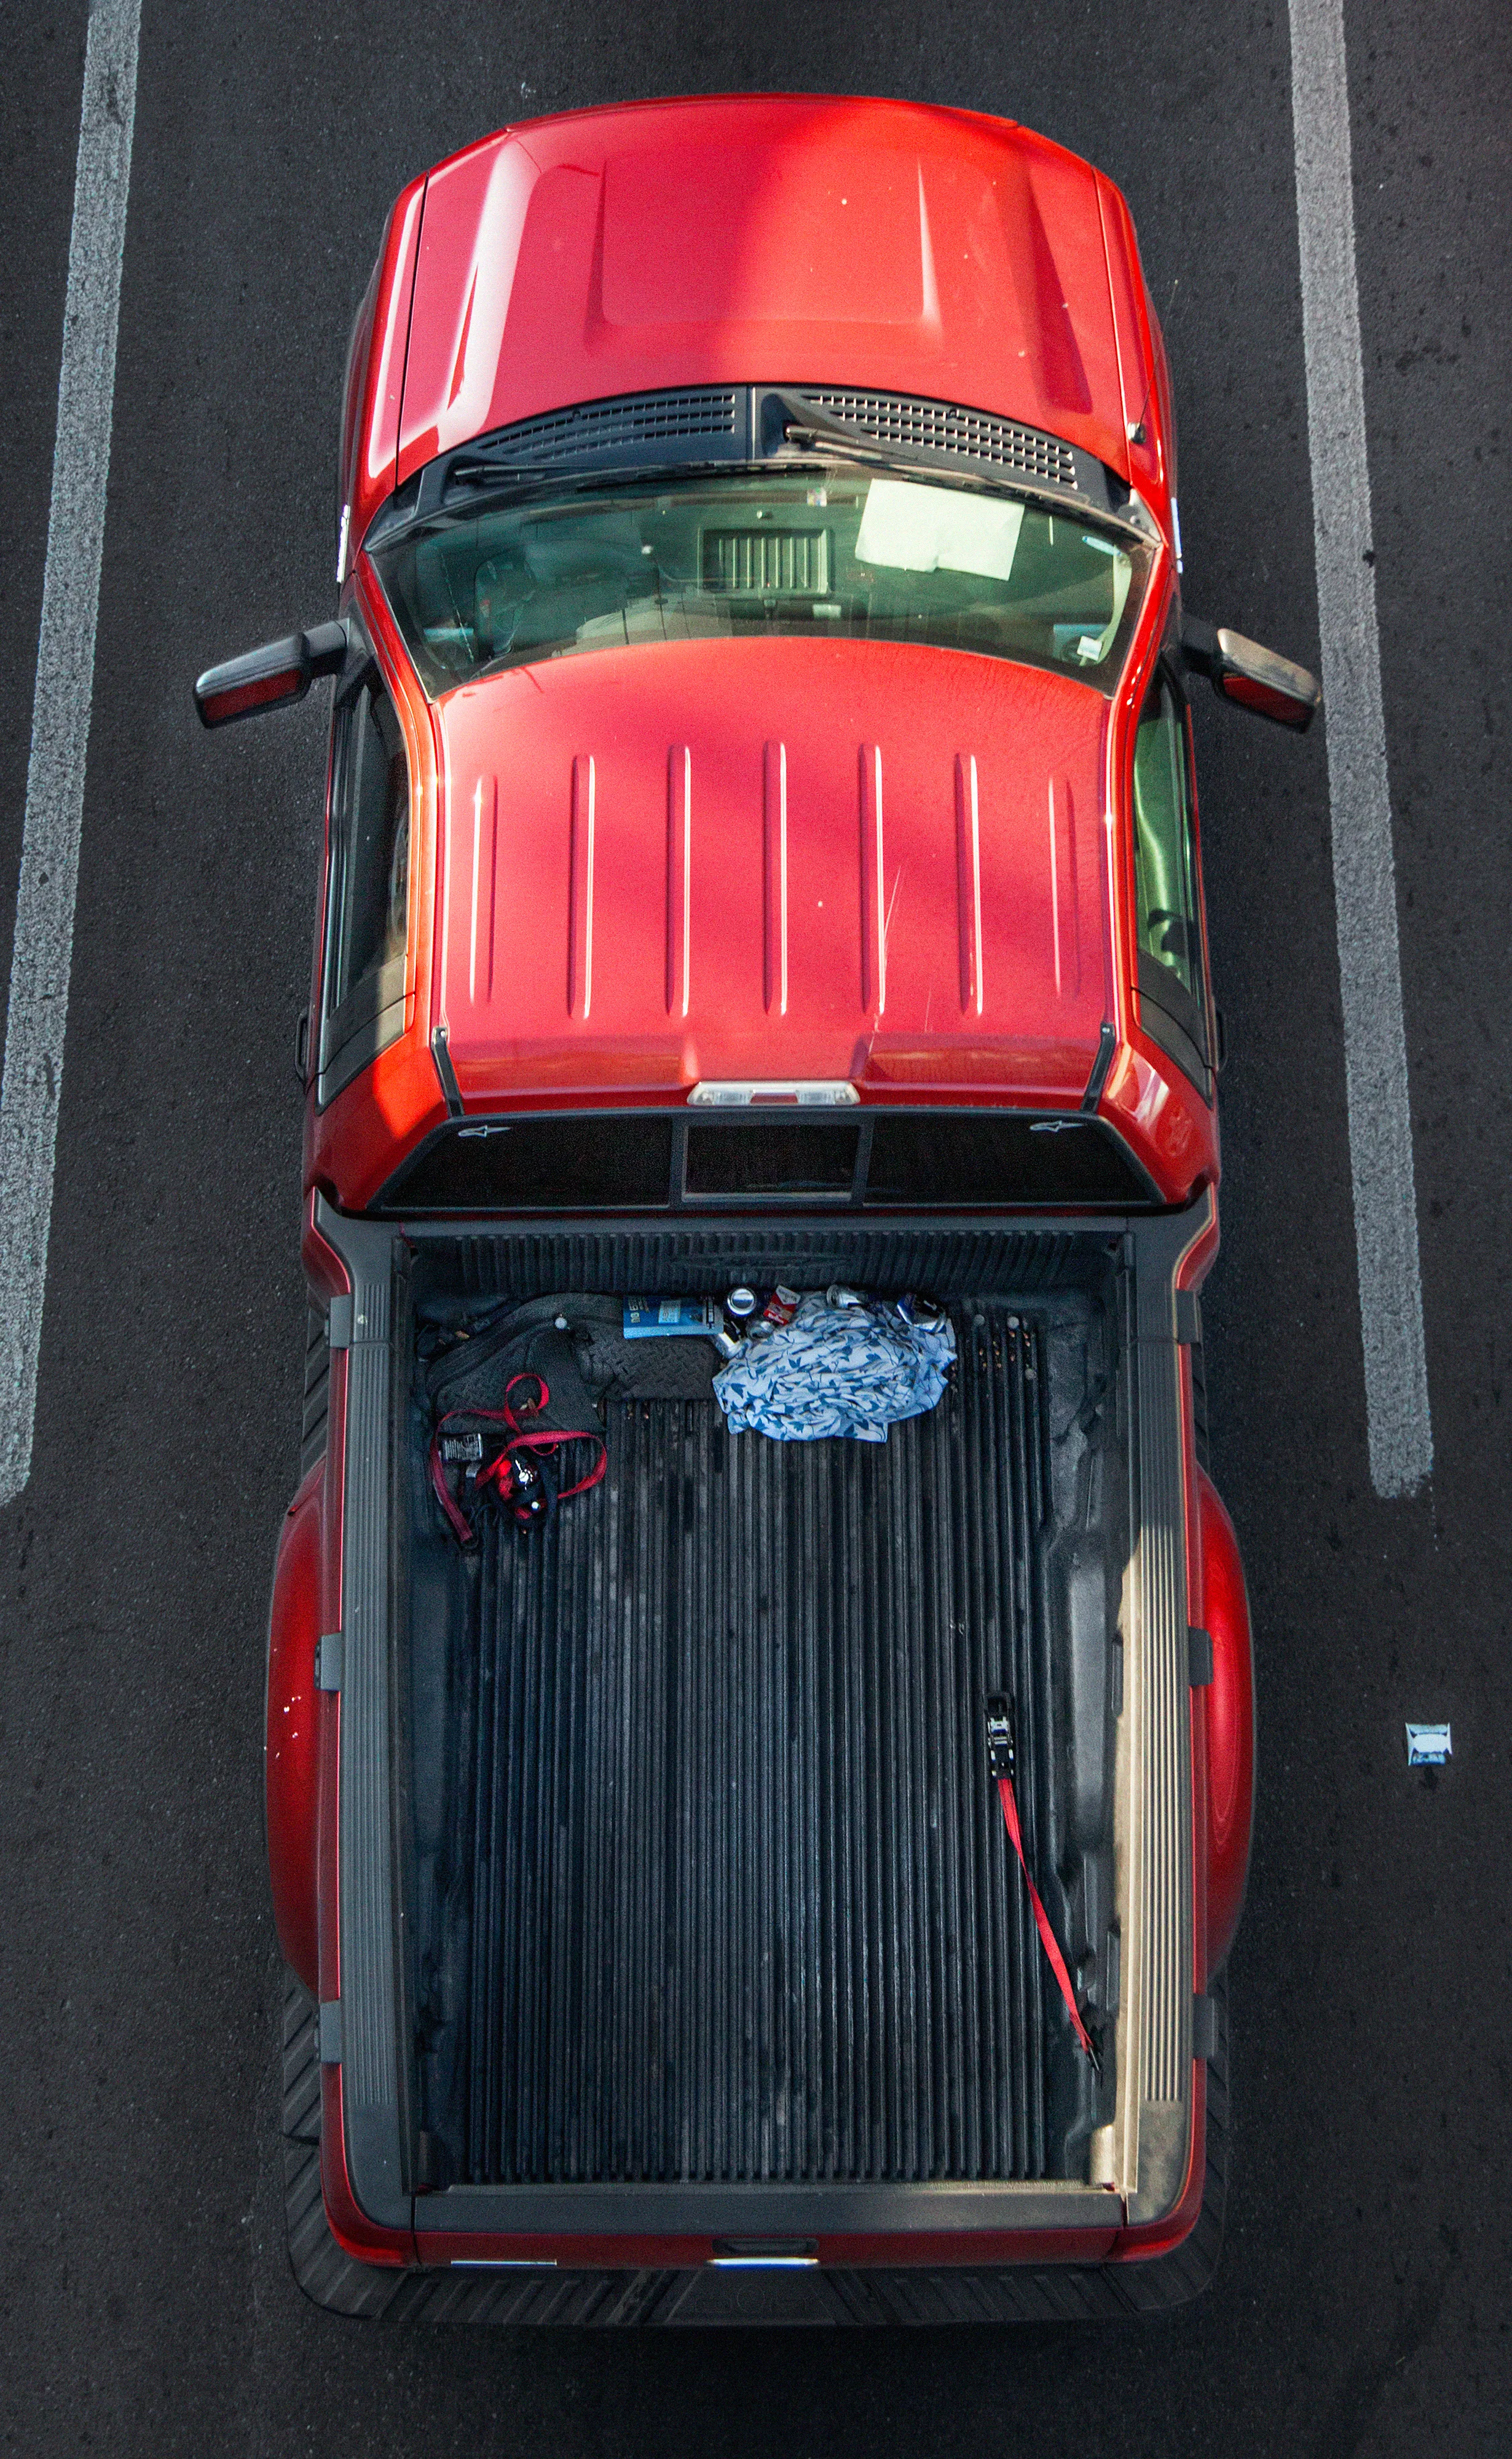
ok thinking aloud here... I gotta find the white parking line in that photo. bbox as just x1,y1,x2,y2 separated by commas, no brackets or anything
0,0,140,1509
1289,0,1433,1499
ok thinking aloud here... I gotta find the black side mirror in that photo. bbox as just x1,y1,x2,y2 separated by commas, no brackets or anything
194,620,348,728
1181,615,1321,732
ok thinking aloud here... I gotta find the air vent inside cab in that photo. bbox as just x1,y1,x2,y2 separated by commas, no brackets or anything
703,528,832,594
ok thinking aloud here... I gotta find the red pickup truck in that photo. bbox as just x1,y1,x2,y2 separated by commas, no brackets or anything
200,96,1315,2323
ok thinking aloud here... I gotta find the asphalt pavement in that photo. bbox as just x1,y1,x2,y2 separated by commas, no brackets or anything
1,4,1508,2453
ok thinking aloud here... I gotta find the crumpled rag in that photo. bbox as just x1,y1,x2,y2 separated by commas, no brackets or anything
712,1295,956,1442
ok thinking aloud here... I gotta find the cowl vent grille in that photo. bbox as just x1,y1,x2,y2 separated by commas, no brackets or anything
800,391,1080,489
472,389,739,467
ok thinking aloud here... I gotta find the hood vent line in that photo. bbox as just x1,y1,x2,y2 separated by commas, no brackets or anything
666,747,691,1019
955,754,984,1017
568,756,595,1022
859,745,886,1018
763,743,788,1016
1049,775,1082,1001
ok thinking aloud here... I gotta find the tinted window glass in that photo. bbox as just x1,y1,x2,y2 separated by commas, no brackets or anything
685,1119,859,1196
382,1116,674,1212
1132,677,1208,1080
327,682,409,1022
866,1114,1150,1207
376,1110,1151,1214
372,472,1151,700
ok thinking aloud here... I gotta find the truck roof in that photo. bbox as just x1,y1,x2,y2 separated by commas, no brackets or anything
394,95,1140,494
433,634,1114,1108
314,96,1214,1210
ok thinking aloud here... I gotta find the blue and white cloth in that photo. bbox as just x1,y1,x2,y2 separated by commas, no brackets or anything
713,1295,956,1443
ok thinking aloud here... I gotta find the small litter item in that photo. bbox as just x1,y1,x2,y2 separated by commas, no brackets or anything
623,1297,738,1357
759,1285,800,1331
713,1290,956,1442
624,1297,719,1338
1405,1723,1452,1766
725,1286,759,1323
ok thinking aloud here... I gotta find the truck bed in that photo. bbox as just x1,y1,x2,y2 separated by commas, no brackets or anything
405,1274,1127,2197
318,1205,1201,2246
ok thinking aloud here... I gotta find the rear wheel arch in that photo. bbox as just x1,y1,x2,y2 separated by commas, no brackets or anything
1197,1467,1254,1972
266,1463,325,1992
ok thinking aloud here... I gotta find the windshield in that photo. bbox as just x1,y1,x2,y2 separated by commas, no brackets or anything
370,469,1151,698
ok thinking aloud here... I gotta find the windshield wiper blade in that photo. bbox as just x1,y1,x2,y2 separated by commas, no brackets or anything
765,390,1078,497
777,422,897,466
446,456,557,487
435,452,755,514
765,389,901,465
764,389,1159,545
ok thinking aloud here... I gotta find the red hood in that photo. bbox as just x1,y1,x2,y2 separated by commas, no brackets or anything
433,639,1114,1103
397,95,1135,487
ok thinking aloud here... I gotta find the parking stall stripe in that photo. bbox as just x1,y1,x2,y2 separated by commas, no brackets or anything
0,0,140,1508
1289,0,1433,1499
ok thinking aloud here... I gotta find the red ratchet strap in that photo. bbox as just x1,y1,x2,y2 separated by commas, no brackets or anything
986,1697,1100,2071
430,1373,606,1544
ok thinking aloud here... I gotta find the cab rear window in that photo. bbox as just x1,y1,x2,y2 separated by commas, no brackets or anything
376,1110,1156,1212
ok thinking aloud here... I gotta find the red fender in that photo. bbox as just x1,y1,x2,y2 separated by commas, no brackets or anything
1197,1469,1254,1972
266,1462,323,1993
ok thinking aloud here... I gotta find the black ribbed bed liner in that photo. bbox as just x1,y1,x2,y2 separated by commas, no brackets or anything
455,1308,1063,2189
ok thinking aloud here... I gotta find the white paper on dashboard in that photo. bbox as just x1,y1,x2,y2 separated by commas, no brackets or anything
853,479,1025,581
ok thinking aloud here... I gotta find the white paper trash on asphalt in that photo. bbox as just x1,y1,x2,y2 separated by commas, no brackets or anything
1404,1723,1452,1767
712,1292,956,1442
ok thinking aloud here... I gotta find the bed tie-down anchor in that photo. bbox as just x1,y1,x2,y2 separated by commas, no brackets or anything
986,1695,1101,2074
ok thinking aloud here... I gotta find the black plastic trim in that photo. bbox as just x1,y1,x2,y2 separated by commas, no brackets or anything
1136,962,1210,1096
429,1025,463,1119
367,1103,1164,1217
360,384,1125,553
317,1206,410,2235
318,975,407,1109
1192,1992,1217,2061
416,2182,1120,2236
392,1212,1138,1291
193,618,348,728
1081,1022,1117,1113
1175,1289,1203,1346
